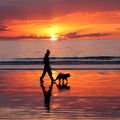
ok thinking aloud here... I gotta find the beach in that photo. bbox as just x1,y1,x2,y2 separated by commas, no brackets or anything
0,0,120,119
0,70,120,120
0,40,120,119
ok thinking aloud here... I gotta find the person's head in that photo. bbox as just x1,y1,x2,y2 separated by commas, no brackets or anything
46,49,50,55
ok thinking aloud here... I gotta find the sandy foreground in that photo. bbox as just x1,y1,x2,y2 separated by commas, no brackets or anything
0,70,120,120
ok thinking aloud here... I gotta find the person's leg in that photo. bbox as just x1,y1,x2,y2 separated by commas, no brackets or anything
40,68,46,81
47,68,54,81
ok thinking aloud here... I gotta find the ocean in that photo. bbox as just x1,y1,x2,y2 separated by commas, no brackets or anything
0,39,120,70
0,40,120,120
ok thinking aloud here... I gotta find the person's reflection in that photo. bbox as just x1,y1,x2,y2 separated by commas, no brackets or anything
40,80,54,112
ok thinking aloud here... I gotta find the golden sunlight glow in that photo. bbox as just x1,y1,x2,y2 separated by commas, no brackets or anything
48,25,60,34
50,34,58,41
47,25,61,41
2,11,120,40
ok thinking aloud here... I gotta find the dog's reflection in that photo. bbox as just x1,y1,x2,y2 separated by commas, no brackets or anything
40,80,54,112
55,81,71,91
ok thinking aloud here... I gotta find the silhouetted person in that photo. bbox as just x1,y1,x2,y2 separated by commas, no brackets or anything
40,80,54,112
40,49,54,81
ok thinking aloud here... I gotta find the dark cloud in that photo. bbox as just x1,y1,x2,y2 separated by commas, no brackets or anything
116,28,120,30
0,0,53,20
0,35,50,40
0,32,113,40
62,32,80,39
0,23,9,32
80,33,113,38
0,0,119,21
62,32,112,39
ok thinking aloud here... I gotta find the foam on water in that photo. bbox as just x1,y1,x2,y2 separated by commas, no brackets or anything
0,56,120,70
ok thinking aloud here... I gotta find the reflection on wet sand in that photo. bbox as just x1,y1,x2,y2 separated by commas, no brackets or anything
40,79,71,112
40,80,54,112
0,70,120,120
55,81,71,91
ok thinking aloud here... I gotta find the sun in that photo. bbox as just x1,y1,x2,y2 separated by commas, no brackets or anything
50,35,58,41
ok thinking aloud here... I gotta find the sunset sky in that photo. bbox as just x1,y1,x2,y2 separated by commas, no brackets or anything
0,0,120,40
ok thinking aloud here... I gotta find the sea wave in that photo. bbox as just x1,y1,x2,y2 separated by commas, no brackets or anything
0,56,120,65
15,56,120,60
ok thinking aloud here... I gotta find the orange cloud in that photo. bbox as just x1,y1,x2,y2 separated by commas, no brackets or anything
0,11,120,40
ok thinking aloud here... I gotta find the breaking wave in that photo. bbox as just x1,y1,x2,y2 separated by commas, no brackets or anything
0,56,120,70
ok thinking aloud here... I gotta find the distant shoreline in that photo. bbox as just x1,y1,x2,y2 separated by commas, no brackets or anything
0,68,120,70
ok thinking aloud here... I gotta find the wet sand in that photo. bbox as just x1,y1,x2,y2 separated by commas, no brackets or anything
0,70,120,120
